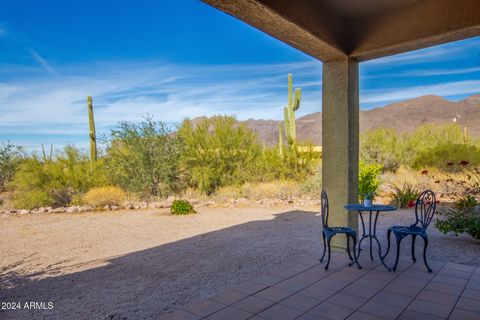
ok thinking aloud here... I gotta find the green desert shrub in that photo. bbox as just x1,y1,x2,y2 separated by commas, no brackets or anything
361,128,400,172
454,195,479,209
391,183,420,208
360,124,480,171
83,186,127,209
170,199,196,215
10,146,108,209
0,142,24,192
300,168,322,197
178,116,261,194
436,207,480,240
358,161,383,201
411,143,480,170
253,146,318,182
105,116,184,198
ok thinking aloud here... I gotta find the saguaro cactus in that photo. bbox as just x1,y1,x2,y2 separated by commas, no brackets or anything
283,73,302,146
278,122,284,158
87,96,97,164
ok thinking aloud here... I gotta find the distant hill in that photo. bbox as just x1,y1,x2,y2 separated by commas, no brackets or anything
205,94,480,146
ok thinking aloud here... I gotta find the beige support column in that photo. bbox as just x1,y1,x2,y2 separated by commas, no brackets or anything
322,57,359,250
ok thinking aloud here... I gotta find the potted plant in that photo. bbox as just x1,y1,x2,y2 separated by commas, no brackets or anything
358,161,382,207
363,192,375,207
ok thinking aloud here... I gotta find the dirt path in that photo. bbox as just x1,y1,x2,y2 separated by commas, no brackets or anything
1,206,478,319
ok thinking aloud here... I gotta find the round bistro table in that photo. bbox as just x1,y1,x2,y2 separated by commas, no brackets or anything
344,204,397,271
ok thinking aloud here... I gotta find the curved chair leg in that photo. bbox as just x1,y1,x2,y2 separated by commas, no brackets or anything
411,234,417,263
351,234,362,270
392,234,405,272
382,229,392,260
346,234,353,261
325,236,332,271
421,235,432,273
320,232,326,263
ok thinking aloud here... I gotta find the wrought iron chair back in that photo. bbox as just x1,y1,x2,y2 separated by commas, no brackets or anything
319,190,361,270
321,190,329,228
414,189,436,229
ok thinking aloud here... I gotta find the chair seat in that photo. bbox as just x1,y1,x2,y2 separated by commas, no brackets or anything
324,226,356,234
389,225,426,235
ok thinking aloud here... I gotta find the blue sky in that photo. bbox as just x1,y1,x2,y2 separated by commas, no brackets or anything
1,0,480,151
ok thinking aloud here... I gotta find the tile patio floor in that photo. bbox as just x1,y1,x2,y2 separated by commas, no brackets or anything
160,252,480,320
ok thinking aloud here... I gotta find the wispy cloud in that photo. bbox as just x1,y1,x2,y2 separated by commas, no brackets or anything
29,50,59,75
362,80,480,105
0,60,323,150
0,28,6,37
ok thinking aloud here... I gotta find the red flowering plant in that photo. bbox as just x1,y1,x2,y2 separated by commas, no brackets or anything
443,160,480,197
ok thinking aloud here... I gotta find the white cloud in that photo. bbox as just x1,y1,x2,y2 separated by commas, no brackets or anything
0,60,323,150
29,50,59,75
361,80,480,104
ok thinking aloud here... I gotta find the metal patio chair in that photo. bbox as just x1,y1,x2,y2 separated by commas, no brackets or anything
320,190,361,271
383,190,437,273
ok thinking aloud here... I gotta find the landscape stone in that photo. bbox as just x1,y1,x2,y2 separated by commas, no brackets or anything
235,198,250,205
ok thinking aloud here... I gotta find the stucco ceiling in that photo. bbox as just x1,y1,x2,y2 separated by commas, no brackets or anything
204,0,480,61
320,0,421,19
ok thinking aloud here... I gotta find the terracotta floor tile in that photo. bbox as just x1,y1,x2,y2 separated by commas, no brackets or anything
296,313,330,320
424,282,464,296
432,274,469,287
397,310,443,320
353,277,388,290
449,308,480,320
183,299,226,318
437,269,471,280
304,265,331,278
407,299,453,318
461,288,480,301
309,301,355,320
340,283,380,299
314,277,350,291
346,311,386,320
231,281,268,295
211,289,246,305
416,289,459,306
254,287,292,302
206,307,252,320
456,297,480,313
253,275,284,286
365,270,398,282
298,283,336,301
444,262,475,273
359,300,404,319
371,290,413,308
274,278,311,293
384,283,423,297
389,278,425,290
232,295,274,314
279,293,321,312
326,292,368,310
401,269,435,281
159,310,200,320
466,279,480,290
257,304,303,320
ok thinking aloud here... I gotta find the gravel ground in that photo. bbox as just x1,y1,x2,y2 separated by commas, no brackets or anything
0,206,478,319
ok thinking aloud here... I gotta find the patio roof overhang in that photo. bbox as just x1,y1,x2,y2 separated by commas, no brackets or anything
202,0,480,249
203,0,480,62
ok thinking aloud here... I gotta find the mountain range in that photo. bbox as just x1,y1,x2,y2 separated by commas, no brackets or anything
225,94,480,146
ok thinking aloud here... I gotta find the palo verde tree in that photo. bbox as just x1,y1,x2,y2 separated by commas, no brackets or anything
178,116,261,194
105,116,184,197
